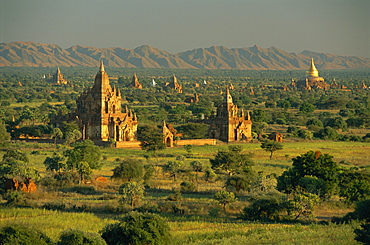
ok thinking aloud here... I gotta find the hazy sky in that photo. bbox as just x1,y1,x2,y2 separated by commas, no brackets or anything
1,0,369,57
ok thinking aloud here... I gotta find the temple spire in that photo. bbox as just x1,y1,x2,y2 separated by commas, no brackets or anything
100,60,105,73
307,58,319,77
224,86,233,104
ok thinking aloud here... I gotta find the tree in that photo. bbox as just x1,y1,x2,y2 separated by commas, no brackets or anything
137,125,165,155
338,169,370,203
286,192,320,220
162,161,184,181
0,122,10,141
51,127,63,147
190,160,203,182
277,151,340,198
176,123,209,139
58,229,106,245
260,141,283,160
43,152,66,173
0,224,52,245
299,102,315,114
306,118,323,130
0,149,40,181
225,175,254,193
65,140,102,171
112,158,144,182
243,196,285,220
323,117,348,131
119,182,145,208
65,129,82,146
101,212,171,245
2,149,29,163
214,190,237,211
355,223,370,245
210,146,254,176
314,126,339,140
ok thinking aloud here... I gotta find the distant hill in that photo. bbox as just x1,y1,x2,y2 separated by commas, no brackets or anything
1,42,369,70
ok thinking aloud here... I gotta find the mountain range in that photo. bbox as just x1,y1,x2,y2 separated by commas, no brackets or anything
1,42,369,70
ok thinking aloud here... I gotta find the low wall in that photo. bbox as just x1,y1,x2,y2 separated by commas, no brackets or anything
176,139,217,146
115,141,141,148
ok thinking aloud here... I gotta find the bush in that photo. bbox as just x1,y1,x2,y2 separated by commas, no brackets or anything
101,212,171,245
58,229,106,245
355,223,370,244
0,224,52,245
180,181,197,193
3,191,27,206
61,185,97,195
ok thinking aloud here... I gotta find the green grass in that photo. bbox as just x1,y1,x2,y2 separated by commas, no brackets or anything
0,208,361,244
0,140,368,244
0,207,115,242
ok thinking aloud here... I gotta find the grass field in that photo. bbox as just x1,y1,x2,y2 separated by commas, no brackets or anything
0,140,368,244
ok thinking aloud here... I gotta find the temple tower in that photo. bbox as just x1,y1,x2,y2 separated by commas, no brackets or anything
203,87,252,142
75,61,138,142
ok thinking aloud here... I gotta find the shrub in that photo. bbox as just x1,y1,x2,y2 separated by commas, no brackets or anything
0,224,52,245
243,197,284,221
3,191,27,206
355,223,370,244
101,212,171,245
180,181,196,193
61,185,97,195
58,229,106,245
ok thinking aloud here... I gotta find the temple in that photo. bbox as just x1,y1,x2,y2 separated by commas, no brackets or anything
167,75,183,93
74,61,138,142
50,67,68,85
130,73,143,89
293,58,329,90
202,87,252,142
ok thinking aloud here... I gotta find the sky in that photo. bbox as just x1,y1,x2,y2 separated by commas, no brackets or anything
0,0,369,57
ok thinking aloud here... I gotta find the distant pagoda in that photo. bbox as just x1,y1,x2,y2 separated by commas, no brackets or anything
294,58,329,90
50,67,68,85
129,72,143,89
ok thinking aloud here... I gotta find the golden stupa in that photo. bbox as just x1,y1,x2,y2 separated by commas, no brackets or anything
295,58,329,90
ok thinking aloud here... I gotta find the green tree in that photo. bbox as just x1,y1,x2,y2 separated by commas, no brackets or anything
323,117,348,131
137,125,165,155
338,169,370,203
210,146,254,176
101,212,171,245
58,229,106,245
286,192,320,220
176,123,209,139
51,127,63,148
260,141,283,160
112,158,144,182
190,160,203,182
314,126,339,140
306,118,323,131
162,161,184,181
0,224,52,245
65,140,102,171
119,182,145,208
299,102,315,114
214,190,237,211
65,129,82,146
2,149,29,163
225,174,254,193
243,195,285,220
0,122,10,141
277,151,340,198
0,149,40,181
355,223,370,245
43,152,66,173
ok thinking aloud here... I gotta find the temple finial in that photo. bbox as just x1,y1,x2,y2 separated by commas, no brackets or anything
307,57,319,77
100,60,105,72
